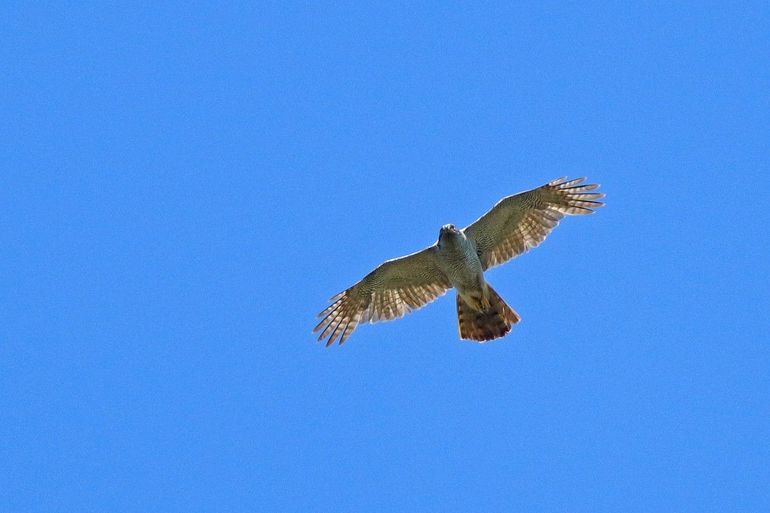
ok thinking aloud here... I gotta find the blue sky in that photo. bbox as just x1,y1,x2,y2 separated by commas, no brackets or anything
2,2,769,512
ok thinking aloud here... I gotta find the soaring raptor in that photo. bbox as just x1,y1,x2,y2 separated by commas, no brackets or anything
314,177,604,346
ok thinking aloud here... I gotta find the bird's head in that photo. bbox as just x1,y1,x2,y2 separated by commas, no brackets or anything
438,224,459,245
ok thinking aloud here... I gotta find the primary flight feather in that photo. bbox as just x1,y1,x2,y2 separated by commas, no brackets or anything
314,176,604,346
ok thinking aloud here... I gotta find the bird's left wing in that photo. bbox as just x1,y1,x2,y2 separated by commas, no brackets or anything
314,246,451,346
463,177,604,270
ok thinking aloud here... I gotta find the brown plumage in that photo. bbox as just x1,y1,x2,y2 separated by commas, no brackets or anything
457,285,521,342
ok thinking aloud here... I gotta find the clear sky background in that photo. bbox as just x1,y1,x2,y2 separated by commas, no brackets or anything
2,2,769,512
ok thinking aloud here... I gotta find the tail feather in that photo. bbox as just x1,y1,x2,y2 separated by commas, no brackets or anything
457,285,520,342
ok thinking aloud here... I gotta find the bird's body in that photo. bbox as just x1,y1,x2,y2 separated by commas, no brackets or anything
314,176,604,346
435,225,485,304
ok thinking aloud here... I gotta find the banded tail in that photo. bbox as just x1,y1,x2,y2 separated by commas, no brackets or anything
456,284,520,342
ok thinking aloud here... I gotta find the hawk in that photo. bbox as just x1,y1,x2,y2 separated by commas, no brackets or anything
314,176,604,346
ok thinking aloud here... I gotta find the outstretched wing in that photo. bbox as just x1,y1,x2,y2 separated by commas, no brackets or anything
463,177,604,270
314,246,451,346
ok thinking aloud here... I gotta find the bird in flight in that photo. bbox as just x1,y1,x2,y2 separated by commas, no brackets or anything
314,177,604,346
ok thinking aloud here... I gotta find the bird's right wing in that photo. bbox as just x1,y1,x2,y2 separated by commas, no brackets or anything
463,177,604,270
314,246,451,346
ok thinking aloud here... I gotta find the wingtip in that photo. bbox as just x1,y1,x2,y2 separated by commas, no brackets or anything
549,176,569,185
587,202,605,213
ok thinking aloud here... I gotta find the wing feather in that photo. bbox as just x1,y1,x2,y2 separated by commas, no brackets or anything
313,246,451,346
463,177,604,270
